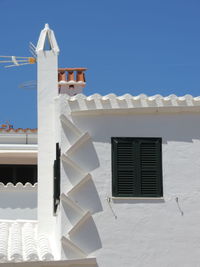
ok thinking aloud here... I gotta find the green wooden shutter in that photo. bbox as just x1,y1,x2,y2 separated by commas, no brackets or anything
53,143,61,214
139,138,162,197
112,137,162,197
112,138,137,197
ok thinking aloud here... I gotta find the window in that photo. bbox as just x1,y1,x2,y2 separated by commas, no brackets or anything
112,137,163,197
0,164,37,185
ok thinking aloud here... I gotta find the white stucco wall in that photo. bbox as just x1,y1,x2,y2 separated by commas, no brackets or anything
0,188,37,220
0,133,37,144
68,112,200,267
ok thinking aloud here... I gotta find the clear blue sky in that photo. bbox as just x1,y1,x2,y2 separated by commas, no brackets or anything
0,0,200,128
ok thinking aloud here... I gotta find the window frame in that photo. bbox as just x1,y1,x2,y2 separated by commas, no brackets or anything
112,137,163,198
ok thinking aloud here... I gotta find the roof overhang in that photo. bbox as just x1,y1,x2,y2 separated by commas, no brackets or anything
71,105,200,116
63,93,200,116
0,145,37,158
0,145,37,151
0,145,37,164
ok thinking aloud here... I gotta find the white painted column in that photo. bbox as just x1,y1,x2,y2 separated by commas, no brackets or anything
36,24,60,235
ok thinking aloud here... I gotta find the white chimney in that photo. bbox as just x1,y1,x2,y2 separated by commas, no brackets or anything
36,24,60,236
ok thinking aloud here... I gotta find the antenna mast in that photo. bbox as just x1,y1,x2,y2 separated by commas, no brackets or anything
0,55,36,68
0,43,37,68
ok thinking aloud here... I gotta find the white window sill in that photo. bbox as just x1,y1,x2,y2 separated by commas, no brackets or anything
111,197,164,200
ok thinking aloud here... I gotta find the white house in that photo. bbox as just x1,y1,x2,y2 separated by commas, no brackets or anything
0,24,200,267
0,127,37,220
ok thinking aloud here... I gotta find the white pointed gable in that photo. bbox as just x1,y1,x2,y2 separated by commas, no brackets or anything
36,24,60,53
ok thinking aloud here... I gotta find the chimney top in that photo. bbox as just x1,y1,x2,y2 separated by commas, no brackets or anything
36,23,59,54
58,68,87,95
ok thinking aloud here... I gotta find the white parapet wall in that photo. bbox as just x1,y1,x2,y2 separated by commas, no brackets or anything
0,183,37,220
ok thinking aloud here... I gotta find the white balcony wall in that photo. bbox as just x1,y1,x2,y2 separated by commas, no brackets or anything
0,186,37,220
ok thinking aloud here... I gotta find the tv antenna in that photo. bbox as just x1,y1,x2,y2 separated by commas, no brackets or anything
1,121,13,130
19,80,37,90
0,42,37,68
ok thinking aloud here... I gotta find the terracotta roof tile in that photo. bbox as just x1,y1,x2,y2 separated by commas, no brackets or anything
0,128,37,133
